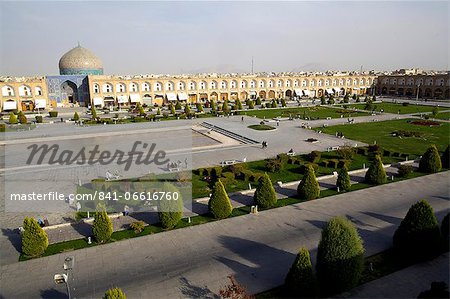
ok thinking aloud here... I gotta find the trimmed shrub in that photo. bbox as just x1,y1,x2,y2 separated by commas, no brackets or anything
129,221,145,233
419,145,442,173
297,165,320,200
248,100,255,109
441,145,450,169
337,160,350,169
285,247,318,298
441,212,449,241
266,158,283,173
287,157,297,165
208,180,233,219
73,112,80,121
221,172,236,185
327,159,339,169
253,173,277,208
35,115,43,123
336,146,355,160
365,155,386,184
21,217,49,257
91,107,97,119
175,101,182,110
9,112,18,124
319,160,328,167
49,111,58,117
184,104,191,115
368,144,382,156
103,287,126,299
393,200,441,260
210,167,222,179
308,151,321,163
92,205,113,243
19,112,28,124
397,164,413,177
158,183,183,229
316,216,365,296
249,172,263,182
301,163,318,174
383,149,391,157
336,165,351,192
169,103,176,114
357,147,368,156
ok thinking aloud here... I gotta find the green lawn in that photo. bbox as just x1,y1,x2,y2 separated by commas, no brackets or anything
321,119,450,156
344,102,438,114
433,111,450,120
239,106,366,120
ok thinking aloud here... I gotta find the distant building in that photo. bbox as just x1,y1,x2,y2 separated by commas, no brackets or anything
375,74,449,99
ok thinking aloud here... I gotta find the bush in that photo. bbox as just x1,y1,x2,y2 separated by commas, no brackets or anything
249,173,262,182
301,163,318,174
393,200,441,260
210,167,222,179
337,160,350,169
253,173,277,208
285,247,318,298
297,165,320,200
129,221,145,233
266,158,283,173
9,112,18,124
419,145,442,173
368,144,382,156
73,112,80,121
19,112,28,124
248,100,255,109
308,151,321,163
228,163,246,176
209,180,233,219
221,172,236,185
336,146,355,160
35,115,43,123
158,183,183,229
365,155,386,184
397,164,413,177
175,101,182,110
184,104,191,115
316,216,365,296
327,159,338,169
92,205,113,243
91,107,97,119
441,212,449,241
49,111,58,117
103,287,126,299
357,147,368,156
441,145,450,169
21,217,49,257
336,165,351,192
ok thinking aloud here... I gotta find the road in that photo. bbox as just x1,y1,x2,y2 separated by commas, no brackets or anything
0,171,448,299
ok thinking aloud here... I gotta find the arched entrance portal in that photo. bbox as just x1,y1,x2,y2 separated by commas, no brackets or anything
285,89,292,98
61,80,78,104
259,91,266,99
268,90,276,99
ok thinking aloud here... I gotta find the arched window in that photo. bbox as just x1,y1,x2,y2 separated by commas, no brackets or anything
339,79,344,86
293,80,299,87
129,82,138,92
154,82,162,92
93,84,100,93
2,85,15,96
302,80,307,87
250,80,256,88
19,85,32,96
177,81,185,90
220,81,227,89
230,80,237,89
189,81,196,90
353,79,358,85
210,81,217,89
116,83,126,92
310,80,315,87
346,79,352,86
34,86,43,96
277,80,283,87
142,82,150,92
199,81,206,90
259,80,266,88
165,81,174,91
268,80,274,88
318,80,323,87
325,79,330,86
240,80,247,89
103,83,113,93
333,79,338,86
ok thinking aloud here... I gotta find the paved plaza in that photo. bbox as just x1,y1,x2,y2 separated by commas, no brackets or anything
0,172,449,298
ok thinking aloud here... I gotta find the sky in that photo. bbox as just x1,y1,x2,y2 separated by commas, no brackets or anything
0,1,448,76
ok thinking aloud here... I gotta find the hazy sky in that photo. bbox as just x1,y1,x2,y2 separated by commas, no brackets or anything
1,1,448,76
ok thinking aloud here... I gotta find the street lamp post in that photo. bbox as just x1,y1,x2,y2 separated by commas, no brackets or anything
54,256,75,299
416,84,421,101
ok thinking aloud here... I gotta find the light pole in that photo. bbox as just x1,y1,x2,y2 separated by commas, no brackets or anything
54,256,74,299
416,84,421,102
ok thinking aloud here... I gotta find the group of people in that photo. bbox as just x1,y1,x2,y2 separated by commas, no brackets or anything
262,141,268,149
37,217,49,227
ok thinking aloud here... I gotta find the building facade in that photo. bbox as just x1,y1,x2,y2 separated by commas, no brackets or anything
375,73,450,99
0,78,48,112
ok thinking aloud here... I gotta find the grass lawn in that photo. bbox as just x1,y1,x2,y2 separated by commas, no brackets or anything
239,106,367,120
248,124,276,130
344,102,438,114
321,119,450,156
433,111,450,120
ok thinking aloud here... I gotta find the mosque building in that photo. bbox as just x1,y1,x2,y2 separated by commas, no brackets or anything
0,45,448,112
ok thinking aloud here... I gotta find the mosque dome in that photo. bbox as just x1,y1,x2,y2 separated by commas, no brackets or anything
58,44,104,75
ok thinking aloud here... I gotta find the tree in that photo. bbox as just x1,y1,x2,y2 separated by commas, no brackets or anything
271,100,277,108
21,217,49,257
316,216,365,296
91,106,97,119
393,200,441,260
210,99,216,112
175,101,182,110
253,173,277,208
222,99,230,113
9,112,18,124
297,165,320,200
92,204,113,243
235,99,242,110
156,107,161,115
328,95,335,105
365,154,386,184
208,180,233,219
281,99,287,107
18,111,27,124
320,95,326,105
248,100,255,109
184,104,191,115
419,145,442,173
196,102,204,112
336,165,351,192
73,112,80,121
169,103,176,115
103,287,126,299
285,247,318,298
255,97,261,105
137,103,145,116
432,106,439,117
441,145,449,169
158,183,183,229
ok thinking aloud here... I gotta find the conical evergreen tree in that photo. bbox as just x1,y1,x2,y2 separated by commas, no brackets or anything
103,287,126,299
92,204,113,243
316,216,365,296
365,155,386,184
184,104,191,115
22,217,48,257
297,165,320,200
208,180,233,219
285,247,318,298
253,173,277,208
440,145,449,169
158,183,183,229
210,99,216,112
73,112,80,121
419,145,442,173
9,112,18,124
248,100,255,109
336,165,351,192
